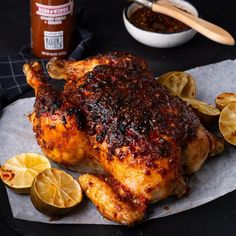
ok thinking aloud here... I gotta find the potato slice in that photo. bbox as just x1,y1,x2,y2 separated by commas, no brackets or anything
182,97,220,126
215,92,236,110
158,71,196,98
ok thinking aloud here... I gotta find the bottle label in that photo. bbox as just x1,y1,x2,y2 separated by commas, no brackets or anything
44,31,64,50
36,2,72,17
31,0,74,58
36,2,73,25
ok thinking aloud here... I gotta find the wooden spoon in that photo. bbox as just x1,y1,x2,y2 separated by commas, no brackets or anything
132,0,235,46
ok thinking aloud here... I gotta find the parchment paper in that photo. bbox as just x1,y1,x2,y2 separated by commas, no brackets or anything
1,59,236,224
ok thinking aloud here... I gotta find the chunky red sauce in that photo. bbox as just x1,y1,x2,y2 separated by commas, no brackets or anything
129,7,190,33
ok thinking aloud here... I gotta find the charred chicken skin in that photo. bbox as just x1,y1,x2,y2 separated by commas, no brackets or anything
23,52,224,225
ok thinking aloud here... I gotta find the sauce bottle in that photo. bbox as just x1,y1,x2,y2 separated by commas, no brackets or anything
30,0,75,59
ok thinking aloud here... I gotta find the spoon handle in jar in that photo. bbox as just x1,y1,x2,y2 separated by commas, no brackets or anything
152,0,235,46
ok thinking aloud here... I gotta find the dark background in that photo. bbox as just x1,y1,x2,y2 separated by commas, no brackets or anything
0,0,236,235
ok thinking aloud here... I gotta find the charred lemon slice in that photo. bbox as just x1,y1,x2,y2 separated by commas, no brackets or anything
182,98,220,125
30,168,82,217
216,92,236,110
180,73,196,98
182,98,220,116
219,102,236,145
158,71,196,98
0,153,51,194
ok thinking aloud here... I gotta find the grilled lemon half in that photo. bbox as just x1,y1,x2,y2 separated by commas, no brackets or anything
0,153,51,194
30,168,82,217
219,102,236,145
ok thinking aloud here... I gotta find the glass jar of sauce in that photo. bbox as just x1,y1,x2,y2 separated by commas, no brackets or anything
30,0,75,59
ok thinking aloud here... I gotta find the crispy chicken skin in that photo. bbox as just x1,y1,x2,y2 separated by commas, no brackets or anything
23,52,224,225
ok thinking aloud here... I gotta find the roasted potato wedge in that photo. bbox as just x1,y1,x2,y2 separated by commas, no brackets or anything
215,92,236,110
182,98,220,126
158,71,196,98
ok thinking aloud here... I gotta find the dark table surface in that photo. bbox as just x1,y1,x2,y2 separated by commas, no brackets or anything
1,0,236,235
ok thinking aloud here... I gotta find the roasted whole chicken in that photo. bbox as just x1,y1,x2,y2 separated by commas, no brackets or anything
23,52,224,225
